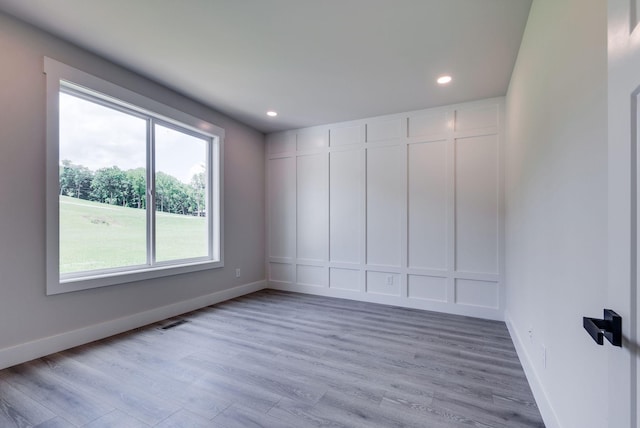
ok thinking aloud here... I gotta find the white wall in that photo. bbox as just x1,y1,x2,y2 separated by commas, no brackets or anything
504,1,607,427
0,12,265,368
266,98,505,320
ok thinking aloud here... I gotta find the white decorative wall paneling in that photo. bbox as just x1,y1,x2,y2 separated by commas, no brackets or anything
266,98,504,320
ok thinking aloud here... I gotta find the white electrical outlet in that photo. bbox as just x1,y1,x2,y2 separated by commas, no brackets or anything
386,275,393,285
528,327,533,341
235,268,241,278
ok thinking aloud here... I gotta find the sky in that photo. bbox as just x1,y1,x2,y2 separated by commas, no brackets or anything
59,92,206,184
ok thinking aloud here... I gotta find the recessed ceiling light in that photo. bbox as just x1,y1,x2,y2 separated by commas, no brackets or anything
266,111,278,117
437,75,452,85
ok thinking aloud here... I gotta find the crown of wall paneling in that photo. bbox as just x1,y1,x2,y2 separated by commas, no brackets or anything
265,98,504,320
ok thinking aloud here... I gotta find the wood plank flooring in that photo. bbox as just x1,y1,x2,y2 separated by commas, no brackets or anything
0,290,545,427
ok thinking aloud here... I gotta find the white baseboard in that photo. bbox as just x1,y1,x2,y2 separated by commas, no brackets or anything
268,282,504,321
505,312,561,428
0,280,266,370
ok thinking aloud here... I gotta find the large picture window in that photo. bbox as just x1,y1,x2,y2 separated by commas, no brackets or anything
45,58,223,294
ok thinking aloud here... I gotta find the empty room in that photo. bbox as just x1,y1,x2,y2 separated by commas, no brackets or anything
0,0,637,427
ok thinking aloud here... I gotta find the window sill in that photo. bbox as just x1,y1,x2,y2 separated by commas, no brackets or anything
47,260,224,295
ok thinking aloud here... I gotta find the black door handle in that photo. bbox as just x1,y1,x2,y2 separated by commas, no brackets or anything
583,309,622,347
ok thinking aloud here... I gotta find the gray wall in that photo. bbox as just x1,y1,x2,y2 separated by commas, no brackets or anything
504,0,607,427
0,12,265,356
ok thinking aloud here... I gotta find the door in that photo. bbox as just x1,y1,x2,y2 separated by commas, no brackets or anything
608,1,640,427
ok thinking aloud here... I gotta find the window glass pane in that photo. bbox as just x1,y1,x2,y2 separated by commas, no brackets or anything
59,92,147,274
154,123,208,262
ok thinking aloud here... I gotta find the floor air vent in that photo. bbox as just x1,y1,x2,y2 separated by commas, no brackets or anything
159,319,189,330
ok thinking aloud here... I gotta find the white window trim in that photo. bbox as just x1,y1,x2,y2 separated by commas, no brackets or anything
44,57,224,295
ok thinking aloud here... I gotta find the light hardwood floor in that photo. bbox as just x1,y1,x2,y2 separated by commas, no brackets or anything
0,290,545,427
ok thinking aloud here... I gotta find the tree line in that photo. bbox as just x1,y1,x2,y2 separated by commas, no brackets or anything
59,160,206,216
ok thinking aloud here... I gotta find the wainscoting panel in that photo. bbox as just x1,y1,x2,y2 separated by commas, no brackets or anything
366,145,403,267
408,111,449,138
366,271,401,296
455,134,499,275
296,153,328,262
329,149,362,264
329,268,361,291
455,278,499,309
366,117,403,142
297,264,327,287
407,274,448,302
330,124,362,147
297,127,328,152
266,98,504,320
267,156,295,259
407,140,448,270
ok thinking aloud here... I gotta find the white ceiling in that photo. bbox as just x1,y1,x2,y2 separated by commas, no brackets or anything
0,0,532,133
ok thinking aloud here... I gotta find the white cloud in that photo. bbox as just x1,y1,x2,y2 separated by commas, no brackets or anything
60,93,207,183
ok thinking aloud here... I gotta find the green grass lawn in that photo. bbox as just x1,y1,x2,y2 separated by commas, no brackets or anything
60,195,207,274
